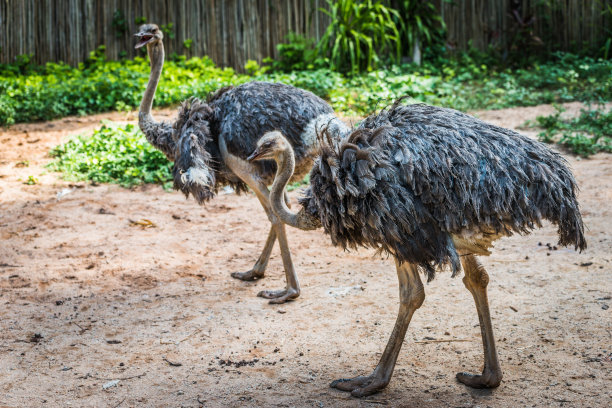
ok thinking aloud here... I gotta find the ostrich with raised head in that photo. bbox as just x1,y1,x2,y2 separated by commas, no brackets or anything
135,24,348,303
247,101,586,396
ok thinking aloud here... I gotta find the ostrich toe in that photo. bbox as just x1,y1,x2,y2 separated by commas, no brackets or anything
231,269,265,281
257,287,299,304
331,374,389,397
456,370,502,388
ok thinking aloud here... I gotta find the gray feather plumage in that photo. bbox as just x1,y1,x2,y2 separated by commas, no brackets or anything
170,82,334,203
301,102,586,281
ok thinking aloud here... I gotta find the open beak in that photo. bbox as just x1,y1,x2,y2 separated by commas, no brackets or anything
247,148,266,162
135,33,154,49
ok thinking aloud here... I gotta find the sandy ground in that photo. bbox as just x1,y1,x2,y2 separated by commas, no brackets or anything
0,103,610,408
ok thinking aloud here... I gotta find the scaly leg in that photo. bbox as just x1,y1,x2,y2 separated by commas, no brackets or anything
257,220,300,303
225,159,300,303
456,254,502,388
231,222,276,281
331,260,424,397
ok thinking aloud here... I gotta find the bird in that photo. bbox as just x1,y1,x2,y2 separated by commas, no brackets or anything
135,24,348,303
246,100,586,397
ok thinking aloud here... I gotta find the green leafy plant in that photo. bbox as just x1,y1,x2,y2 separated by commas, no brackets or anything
391,0,448,65
112,10,128,38
0,53,245,125
48,122,173,187
24,175,39,185
1,48,610,126
135,16,147,25
531,105,611,156
244,60,268,76
183,38,193,50
317,0,401,74
161,23,175,40
269,32,324,72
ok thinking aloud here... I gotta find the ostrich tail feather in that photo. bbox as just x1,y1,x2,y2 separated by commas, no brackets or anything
172,98,217,203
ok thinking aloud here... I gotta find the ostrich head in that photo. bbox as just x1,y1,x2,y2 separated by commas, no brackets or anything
135,24,163,49
247,131,291,162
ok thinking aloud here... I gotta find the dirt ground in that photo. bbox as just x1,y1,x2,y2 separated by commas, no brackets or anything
0,103,610,408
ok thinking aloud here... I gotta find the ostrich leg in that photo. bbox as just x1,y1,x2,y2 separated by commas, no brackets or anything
230,193,291,281
331,260,424,397
232,192,291,281
248,187,299,304
231,225,276,281
221,153,300,303
258,218,300,303
456,254,502,388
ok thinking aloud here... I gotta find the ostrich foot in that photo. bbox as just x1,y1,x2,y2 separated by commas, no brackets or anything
257,287,299,304
330,374,389,397
231,269,264,281
456,370,502,388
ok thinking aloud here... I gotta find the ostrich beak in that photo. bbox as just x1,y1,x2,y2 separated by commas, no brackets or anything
135,32,154,49
247,148,263,162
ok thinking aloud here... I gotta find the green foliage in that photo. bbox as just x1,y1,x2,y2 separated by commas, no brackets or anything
0,95,16,126
24,175,39,185
183,38,193,50
269,32,325,72
134,16,147,25
161,23,175,40
258,68,343,100
532,105,612,157
317,0,401,74
392,0,447,59
244,60,269,76
261,52,611,116
1,48,610,126
112,10,128,38
286,174,310,192
0,52,245,125
48,122,173,187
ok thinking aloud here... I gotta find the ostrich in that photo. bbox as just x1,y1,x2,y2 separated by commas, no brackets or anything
247,101,586,396
135,24,348,303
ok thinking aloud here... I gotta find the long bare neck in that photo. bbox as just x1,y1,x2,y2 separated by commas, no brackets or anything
137,41,176,160
270,145,320,231
139,41,164,120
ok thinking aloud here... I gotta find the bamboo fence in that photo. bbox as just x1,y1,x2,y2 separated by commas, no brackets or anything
0,0,609,69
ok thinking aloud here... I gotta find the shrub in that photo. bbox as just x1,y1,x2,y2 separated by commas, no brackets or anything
317,0,401,74
268,32,325,72
531,105,611,157
1,49,610,126
48,122,172,187
0,52,245,125
391,0,448,64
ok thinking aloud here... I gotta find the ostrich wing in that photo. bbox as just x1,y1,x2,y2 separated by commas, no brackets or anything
302,103,586,280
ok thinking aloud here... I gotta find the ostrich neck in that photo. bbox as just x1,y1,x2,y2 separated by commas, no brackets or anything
139,41,164,120
270,149,299,227
270,148,320,231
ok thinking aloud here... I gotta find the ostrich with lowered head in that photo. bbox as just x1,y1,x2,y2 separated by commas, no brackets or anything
247,101,586,396
135,24,348,303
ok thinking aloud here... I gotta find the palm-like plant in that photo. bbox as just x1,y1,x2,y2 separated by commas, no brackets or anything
317,0,401,74
392,0,447,65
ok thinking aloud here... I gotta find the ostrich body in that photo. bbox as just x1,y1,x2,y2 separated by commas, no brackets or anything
135,24,348,303
247,101,586,396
